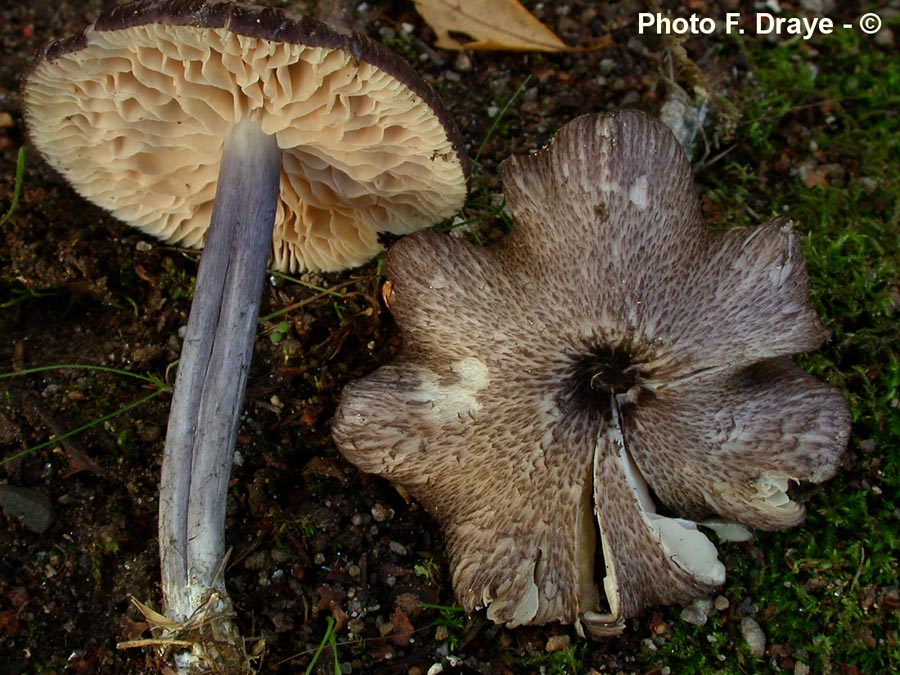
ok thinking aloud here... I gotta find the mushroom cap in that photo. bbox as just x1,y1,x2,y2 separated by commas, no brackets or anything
333,110,851,634
23,0,468,272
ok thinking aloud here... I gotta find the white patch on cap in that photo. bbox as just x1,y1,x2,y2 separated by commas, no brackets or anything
416,357,490,423
629,174,649,210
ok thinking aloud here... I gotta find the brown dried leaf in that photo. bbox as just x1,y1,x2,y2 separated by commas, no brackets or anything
0,610,21,637
388,607,415,646
120,615,152,642
315,584,349,631
413,0,572,51
128,596,181,630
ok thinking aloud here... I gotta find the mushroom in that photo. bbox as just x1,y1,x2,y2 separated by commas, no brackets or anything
333,110,850,637
23,0,466,667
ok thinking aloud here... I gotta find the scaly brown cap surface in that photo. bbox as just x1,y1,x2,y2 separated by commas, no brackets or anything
333,110,851,635
23,0,467,272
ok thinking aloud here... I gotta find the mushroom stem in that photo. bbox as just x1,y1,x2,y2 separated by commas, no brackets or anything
159,119,280,630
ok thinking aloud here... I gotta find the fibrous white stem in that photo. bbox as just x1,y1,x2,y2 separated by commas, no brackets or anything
158,119,280,631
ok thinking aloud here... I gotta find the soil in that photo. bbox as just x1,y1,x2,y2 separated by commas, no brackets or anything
0,1,892,674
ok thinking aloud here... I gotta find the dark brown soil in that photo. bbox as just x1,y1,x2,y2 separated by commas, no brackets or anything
0,1,892,674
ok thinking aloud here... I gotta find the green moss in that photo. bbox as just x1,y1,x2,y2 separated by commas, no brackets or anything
420,602,467,651
508,642,586,675
158,255,196,301
663,19,900,675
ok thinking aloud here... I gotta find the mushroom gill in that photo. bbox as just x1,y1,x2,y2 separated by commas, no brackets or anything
24,2,466,273
332,110,851,636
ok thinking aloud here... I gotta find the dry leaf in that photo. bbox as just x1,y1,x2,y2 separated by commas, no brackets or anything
413,0,575,51
127,596,181,630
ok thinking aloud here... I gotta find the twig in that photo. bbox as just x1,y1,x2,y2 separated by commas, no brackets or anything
28,400,107,477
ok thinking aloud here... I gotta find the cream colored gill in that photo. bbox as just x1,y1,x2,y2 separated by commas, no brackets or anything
25,23,465,272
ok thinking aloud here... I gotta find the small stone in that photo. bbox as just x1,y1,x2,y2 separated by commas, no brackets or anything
680,597,712,626
371,503,394,522
0,484,54,534
243,550,267,571
434,625,449,642
545,634,571,653
137,423,162,442
794,662,811,675
859,438,876,453
389,541,407,556
454,52,472,72
599,58,616,75
741,617,766,658
737,597,759,616
714,595,730,611
874,27,895,49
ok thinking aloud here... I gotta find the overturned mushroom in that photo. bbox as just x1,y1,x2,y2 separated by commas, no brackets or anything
333,110,850,637
24,0,466,668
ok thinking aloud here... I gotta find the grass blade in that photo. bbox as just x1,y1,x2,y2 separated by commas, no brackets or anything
304,615,337,675
1,388,167,466
1,147,26,228
473,75,532,167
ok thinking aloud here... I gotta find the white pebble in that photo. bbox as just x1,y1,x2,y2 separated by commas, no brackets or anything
545,634,571,652
371,503,394,522
741,617,766,658
680,598,712,626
